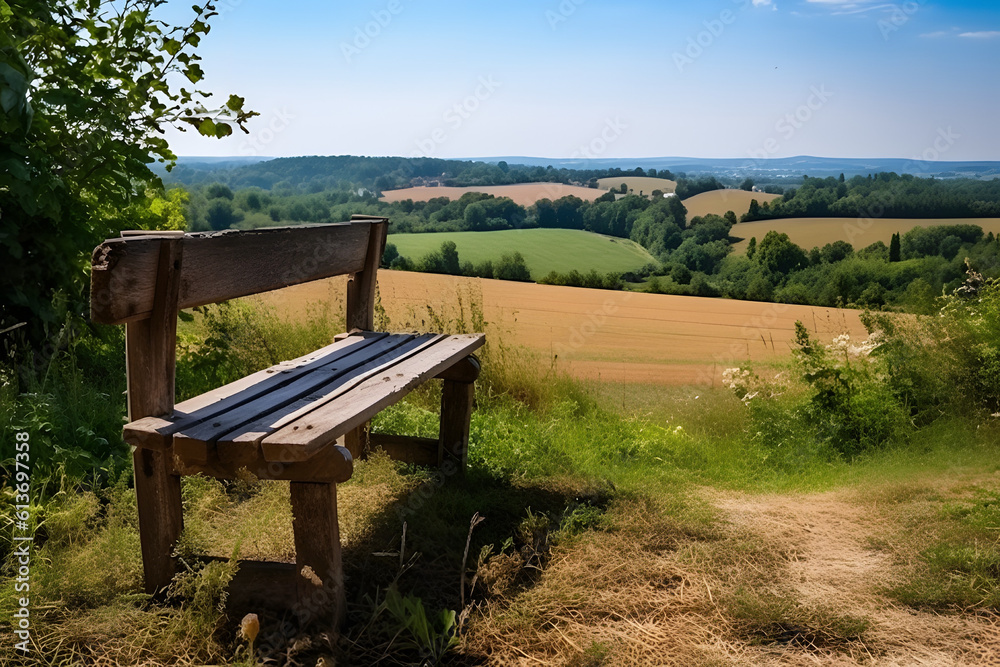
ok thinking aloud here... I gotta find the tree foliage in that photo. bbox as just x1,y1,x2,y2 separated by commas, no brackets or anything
1,0,256,342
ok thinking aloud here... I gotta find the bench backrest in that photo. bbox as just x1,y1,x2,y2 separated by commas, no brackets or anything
91,216,388,329
90,216,388,422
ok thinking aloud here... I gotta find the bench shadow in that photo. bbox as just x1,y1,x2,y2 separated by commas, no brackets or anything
337,463,612,661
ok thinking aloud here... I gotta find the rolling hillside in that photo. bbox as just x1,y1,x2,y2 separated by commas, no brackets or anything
730,217,1000,253
681,189,783,219
258,271,867,386
387,228,655,279
379,183,603,207
597,176,677,195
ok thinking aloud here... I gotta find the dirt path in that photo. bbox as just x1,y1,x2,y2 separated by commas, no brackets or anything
714,491,1000,665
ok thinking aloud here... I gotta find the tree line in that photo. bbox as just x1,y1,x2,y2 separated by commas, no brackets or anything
742,172,1000,222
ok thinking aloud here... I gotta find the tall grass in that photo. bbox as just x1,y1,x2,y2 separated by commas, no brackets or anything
3,274,1000,665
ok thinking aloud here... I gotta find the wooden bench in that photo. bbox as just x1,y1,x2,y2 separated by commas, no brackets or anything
89,216,484,628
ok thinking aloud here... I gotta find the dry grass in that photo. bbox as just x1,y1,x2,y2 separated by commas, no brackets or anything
461,482,1000,666
255,271,867,388
731,216,1000,254
682,190,783,219
596,176,678,195
379,183,606,207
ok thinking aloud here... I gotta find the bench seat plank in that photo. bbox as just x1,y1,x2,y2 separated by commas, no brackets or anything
261,333,485,462
172,333,436,463
216,333,449,465
123,332,388,451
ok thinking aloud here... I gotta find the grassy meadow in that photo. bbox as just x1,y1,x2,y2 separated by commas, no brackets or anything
4,275,999,666
387,229,656,280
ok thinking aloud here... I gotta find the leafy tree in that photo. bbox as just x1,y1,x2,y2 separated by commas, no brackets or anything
1,0,257,344
439,241,461,275
205,183,235,200
724,210,737,226
820,240,854,264
746,236,757,260
755,231,808,278
382,242,400,268
494,252,531,281
889,232,901,262
739,178,754,192
205,199,241,230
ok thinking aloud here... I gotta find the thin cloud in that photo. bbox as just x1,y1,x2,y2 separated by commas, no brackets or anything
959,31,1000,39
803,0,897,16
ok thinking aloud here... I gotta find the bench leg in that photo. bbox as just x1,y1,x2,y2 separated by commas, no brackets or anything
290,481,345,629
440,379,475,474
343,425,369,461
133,448,184,595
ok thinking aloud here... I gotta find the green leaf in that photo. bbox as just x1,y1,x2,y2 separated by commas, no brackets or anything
163,38,182,55
184,63,204,84
197,117,216,136
214,122,232,138
225,94,244,112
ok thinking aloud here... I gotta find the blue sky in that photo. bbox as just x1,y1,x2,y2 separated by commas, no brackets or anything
162,0,1000,161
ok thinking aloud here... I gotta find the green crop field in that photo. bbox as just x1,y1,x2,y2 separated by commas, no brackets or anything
387,228,656,278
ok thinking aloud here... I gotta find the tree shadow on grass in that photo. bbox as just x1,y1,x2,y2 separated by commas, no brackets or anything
336,465,613,665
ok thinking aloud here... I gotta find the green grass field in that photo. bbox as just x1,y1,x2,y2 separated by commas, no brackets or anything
387,228,656,278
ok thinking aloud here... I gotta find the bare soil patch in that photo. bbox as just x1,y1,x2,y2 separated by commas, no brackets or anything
712,489,1000,665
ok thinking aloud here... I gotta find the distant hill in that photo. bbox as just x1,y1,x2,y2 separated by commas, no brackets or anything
380,183,605,207
682,190,782,219
484,155,1000,180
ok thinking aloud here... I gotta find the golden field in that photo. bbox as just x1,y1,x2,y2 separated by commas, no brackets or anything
682,189,782,219
596,176,677,195
257,271,867,387
730,216,1000,253
378,183,604,207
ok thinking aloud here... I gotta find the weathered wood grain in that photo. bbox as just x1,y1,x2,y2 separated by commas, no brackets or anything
440,379,475,473
216,335,441,462
126,238,184,595
172,333,422,463
261,334,484,462
123,333,384,451
173,443,353,484
91,222,381,325
290,482,345,628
